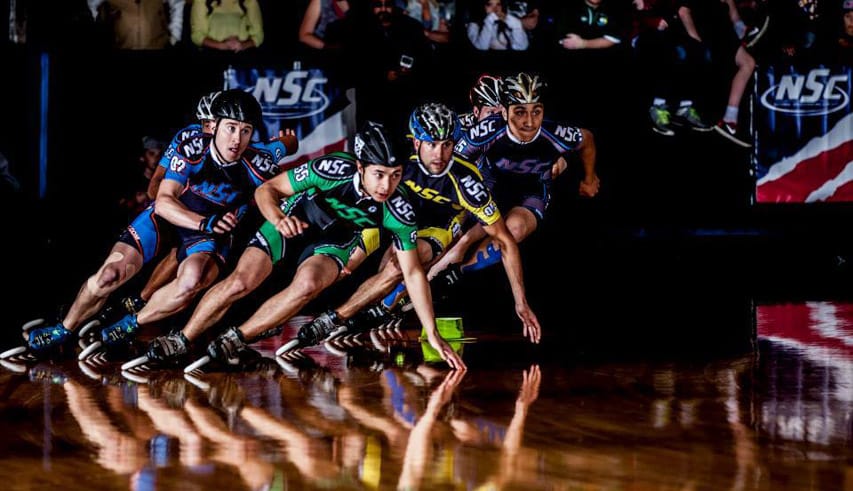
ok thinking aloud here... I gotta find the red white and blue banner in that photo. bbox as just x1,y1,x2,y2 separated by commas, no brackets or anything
754,65,853,203
224,65,356,170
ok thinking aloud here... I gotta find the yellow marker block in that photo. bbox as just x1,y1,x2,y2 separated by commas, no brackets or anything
422,317,464,363
360,435,381,489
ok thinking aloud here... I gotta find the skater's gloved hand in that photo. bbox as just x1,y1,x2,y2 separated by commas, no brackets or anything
199,211,239,234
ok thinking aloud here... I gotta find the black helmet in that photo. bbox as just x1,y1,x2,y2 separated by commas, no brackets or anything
353,121,398,167
502,72,546,106
196,90,221,121
469,74,503,109
409,103,460,142
210,89,262,127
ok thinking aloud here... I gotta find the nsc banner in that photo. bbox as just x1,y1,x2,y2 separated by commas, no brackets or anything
224,65,356,170
755,65,853,203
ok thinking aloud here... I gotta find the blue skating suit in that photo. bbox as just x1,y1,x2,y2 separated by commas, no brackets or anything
121,133,281,264
453,116,583,221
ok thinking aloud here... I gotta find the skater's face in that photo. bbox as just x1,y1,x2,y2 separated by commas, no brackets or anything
504,102,544,142
201,119,216,134
414,138,454,175
473,104,502,120
359,162,403,202
214,118,253,162
845,11,853,37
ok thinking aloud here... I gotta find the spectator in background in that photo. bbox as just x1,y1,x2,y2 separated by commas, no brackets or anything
467,0,529,50
682,0,756,147
766,0,832,62
191,0,263,52
554,0,627,50
325,0,434,128
837,0,853,61
119,136,163,216
505,0,541,46
404,0,452,44
632,0,712,136
88,0,184,49
298,0,349,50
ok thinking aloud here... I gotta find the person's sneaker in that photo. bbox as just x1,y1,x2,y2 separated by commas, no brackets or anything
206,327,248,364
298,310,344,346
122,295,147,314
713,120,752,148
27,323,73,352
743,16,769,48
649,105,675,136
100,313,140,346
146,332,190,363
672,106,712,132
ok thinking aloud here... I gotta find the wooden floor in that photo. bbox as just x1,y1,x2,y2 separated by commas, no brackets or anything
0,306,852,490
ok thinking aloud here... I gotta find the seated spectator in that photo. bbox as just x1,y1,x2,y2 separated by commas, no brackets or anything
89,0,184,49
298,0,349,50
554,0,627,50
191,0,264,52
467,0,529,50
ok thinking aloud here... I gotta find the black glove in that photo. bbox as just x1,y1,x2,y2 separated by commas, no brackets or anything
198,213,225,234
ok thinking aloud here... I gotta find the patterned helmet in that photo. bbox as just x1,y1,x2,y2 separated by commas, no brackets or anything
502,72,546,106
196,91,221,121
354,121,398,167
210,89,262,127
469,74,503,109
409,103,460,142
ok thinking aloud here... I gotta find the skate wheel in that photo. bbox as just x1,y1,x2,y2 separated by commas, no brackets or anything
275,338,301,357
0,359,26,373
78,341,103,361
183,373,210,391
121,370,149,384
21,319,44,332
0,346,27,360
78,319,101,339
77,361,100,381
183,355,211,374
275,356,299,374
323,340,347,357
121,355,150,371
22,319,45,332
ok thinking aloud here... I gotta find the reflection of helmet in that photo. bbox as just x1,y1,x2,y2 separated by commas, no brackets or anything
210,89,262,127
502,72,546,106
409,103,460,142
469,75,503,109
354,121,398,166
196,91,221,121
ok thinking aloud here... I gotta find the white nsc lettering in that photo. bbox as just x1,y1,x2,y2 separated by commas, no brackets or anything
460,175,488,203
252,71,331,119
314,158,352,178
251,153,273,173
468,119,496,139
390,195,416,224
761,68,850,116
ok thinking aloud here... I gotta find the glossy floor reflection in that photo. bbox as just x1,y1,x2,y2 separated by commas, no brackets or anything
1,307,852,490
